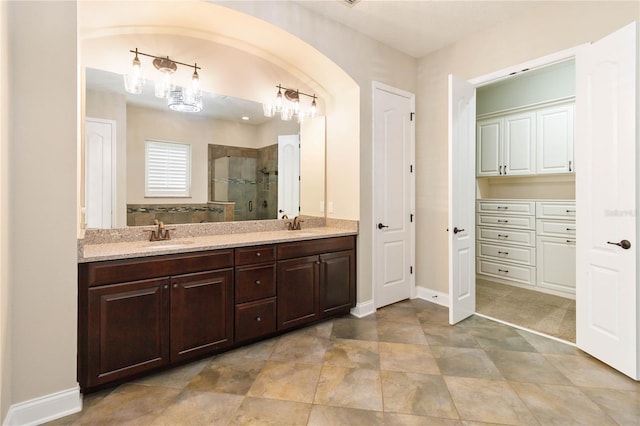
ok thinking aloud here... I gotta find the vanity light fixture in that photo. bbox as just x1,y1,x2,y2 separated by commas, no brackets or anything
124,48,203,113
263,84,317,123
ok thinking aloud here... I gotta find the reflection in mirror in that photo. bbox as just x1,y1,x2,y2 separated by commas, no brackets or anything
84,67,323,228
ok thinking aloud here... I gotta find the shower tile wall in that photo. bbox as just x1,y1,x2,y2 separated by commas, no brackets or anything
257,144,278,220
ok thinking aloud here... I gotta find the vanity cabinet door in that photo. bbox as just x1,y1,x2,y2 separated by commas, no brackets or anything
319,250,356,316
86,277,170,388
277,255,320,330
170,269,233,363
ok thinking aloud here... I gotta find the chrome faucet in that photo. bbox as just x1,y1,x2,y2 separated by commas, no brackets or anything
147,219,174,241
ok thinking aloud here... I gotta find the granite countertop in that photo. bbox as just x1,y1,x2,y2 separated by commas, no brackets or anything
79,226,357,263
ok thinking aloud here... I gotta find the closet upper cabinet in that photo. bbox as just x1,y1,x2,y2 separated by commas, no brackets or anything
476,111,536,177
536,103,575,174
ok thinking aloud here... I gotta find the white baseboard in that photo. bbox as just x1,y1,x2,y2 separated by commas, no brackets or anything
4,385,82,426
415,286,449,307
350,299,375,318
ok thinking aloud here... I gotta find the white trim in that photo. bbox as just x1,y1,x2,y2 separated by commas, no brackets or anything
371,81,416,309
415,286,449,307
4,385,82,426
350,299,376,318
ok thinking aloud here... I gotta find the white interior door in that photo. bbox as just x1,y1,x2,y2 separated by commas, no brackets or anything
448,75,476,324
373,82,415,309
576,22,638,380
277,134,300,219
85,118,115,229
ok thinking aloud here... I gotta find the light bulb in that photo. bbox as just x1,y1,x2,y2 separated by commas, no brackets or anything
191,66,200,95
310,97,317,118
124,50,143,94
275,87,284,112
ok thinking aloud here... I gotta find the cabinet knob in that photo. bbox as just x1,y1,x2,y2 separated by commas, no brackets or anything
255,280,261,285
256,252,261,257
164,285,168,289
173,284,178,288
255,316,262,322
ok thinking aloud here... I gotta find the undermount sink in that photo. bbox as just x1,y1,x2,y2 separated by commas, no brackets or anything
144,240,194,250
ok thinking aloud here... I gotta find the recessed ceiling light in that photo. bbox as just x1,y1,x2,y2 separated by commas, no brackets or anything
241,116,249,121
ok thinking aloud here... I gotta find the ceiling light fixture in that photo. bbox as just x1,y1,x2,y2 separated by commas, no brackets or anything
263,84,317,123
124,48,203,113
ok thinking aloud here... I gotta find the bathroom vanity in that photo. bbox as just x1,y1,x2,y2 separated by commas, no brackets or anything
77,228,356,392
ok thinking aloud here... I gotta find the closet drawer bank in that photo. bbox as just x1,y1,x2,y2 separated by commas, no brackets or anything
78,233,356,392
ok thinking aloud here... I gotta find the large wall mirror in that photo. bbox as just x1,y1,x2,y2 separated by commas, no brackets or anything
81,35,326,229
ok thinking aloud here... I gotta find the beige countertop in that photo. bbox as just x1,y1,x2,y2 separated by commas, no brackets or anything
79,227,357,263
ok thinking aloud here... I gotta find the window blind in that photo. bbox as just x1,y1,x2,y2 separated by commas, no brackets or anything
145,140,191,197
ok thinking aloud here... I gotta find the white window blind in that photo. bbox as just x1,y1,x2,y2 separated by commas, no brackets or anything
145,140,191,197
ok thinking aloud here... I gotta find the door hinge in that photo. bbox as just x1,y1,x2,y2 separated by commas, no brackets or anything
410,214,414,223
410,112,415,121
410,266,413,274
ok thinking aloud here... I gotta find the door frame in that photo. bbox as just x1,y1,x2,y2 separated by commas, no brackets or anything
85,117,117,229
371,81,416,308
452,44,586,324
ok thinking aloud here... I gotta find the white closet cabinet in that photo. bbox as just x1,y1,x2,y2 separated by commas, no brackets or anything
536,103,575,174
476,112,535,177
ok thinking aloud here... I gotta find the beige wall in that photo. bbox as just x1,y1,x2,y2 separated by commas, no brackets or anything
417,1,639,294
6,0,78,409
0,0,9,420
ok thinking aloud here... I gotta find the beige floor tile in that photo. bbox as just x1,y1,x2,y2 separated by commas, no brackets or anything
515,329,583,355
374,305,421,325
307,405,383,426
43,388,114,426
422,324,479,348
381,370,459,419
581,387,640,425
217,337,278,361
149,390,243,425
384,413,463,425
469,324,537,353
485,350,571,385
331,316,379,341
444,376,537,425
379,342,440,375
431,346,503,380
270,333,330,364
314,365,383,411
247,360,321,403
130,358,209,390
185,356,265,395
323,339,380,369
377,320,427,345
229,397,312,426
544,354,640,391
72,384,181,425
510,382,617,425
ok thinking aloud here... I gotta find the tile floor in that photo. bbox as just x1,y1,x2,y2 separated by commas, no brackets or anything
476,279,576,343
47,299,638,425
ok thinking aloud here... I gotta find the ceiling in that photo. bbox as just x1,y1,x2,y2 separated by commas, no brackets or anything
291,0,556,58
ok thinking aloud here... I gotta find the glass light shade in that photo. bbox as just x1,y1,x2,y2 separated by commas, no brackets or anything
167,88,203,113
275,90,284,112
310,99,317,117
191,69,200,95
155,71,174,99
123,57,143,94
262,103,275,117
280,106,293,121
297,111,306,124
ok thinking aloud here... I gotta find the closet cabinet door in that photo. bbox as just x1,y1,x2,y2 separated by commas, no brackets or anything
476,118,502,176
503,112,536,175
536,103,574,174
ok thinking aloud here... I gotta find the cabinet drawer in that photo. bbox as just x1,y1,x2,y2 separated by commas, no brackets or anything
278,236,355,260
536,219,576,237
477,214,535,230
536,236,576,294
476,200,535,216
235,245,276,266
477,259,536,286
235,264,276,303
235,298,277,342
476,226,535,247
536,202,576,219
477,242,535,266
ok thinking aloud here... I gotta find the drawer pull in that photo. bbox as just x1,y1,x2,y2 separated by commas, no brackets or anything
255,316,262,322
498,268,509,273
256,252,262,257
497,251,509,255
566,209,576,213
566,228,575,231
497,220,509,223
497,234,509,238
255,280,261,285
566,240,576,244
497,206,509,210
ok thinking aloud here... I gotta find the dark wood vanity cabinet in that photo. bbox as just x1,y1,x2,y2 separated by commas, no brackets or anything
78,249,234,390
277,236,356,331
79,235,356,391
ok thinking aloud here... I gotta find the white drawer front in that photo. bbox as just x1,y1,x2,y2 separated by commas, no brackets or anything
536,202,576,219
476,226,535,247
536,236,576,294
477,214,535,230
537,219,576,237
477,200,535,216
477,242,535,266
477,259,535,286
